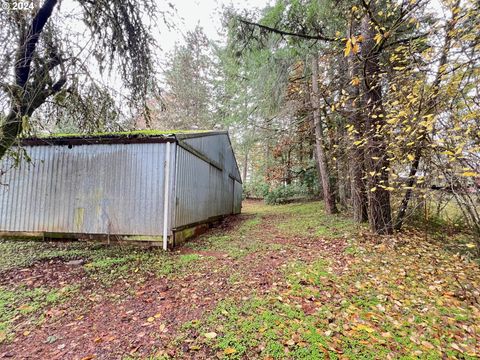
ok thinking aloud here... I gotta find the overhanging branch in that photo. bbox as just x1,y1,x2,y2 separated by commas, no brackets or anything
238,18,339,43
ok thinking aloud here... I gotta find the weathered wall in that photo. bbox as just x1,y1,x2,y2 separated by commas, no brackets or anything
0,132,242,241
173,133,242,229
0,142,175,236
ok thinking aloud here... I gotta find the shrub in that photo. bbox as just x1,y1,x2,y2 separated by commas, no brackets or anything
264,183,309,205
243,180,269,199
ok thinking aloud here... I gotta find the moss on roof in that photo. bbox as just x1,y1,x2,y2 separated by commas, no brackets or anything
35,129,213,139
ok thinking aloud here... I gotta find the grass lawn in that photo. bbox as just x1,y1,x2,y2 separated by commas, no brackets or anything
0,200,478,359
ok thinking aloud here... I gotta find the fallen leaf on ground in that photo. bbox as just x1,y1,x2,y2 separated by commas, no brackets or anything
224,347,236,355
204,332,217,339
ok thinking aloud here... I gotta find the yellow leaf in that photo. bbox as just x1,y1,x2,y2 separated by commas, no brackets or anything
344,38,352,57
353,42,360,54
147,317,155,322
461,171,478,177
224,347,236,355
374,33,382,44
407,154,415,161
351,77,360,86
354,324,376,333
18,304,33,312
466,243,476,249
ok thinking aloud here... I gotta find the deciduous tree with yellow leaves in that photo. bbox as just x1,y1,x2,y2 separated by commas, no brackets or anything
225,0,480,244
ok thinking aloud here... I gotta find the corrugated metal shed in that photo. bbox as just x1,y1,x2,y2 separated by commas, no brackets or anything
0,131,242,248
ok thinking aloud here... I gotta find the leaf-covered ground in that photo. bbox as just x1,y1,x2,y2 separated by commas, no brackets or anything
0,200,478,359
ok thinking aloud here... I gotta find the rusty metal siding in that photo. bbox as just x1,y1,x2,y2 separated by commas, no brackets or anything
0,143,175,236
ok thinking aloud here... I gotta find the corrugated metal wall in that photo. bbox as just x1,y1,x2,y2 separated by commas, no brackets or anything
174,147,233,228
233,180,242,214
174,141,240,229
0,143,175,236
0,132,242,239
179,133,242,182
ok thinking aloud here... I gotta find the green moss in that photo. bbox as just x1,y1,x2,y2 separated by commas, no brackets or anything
32,129,215,139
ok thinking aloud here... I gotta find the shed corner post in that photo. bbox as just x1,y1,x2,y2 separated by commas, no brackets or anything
162,141,172,250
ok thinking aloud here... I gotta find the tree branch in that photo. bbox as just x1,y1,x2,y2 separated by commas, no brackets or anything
14,0,59,88
238,18,338,43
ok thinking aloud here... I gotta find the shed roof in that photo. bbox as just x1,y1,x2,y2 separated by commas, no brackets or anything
20,130,226,146
18,129,242,183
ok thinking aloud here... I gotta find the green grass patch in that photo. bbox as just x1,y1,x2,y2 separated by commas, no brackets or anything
0,239,105,272
184,214,280,259
0,240,206,286
0,285,78,343
257,201,359,238
176,231,479,359
84,249,205,285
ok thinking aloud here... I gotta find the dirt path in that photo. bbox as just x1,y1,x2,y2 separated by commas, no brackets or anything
1,200,478,359
0,201,349,359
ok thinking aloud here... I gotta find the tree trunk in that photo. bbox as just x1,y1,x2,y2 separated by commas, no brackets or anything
311,54,338,214
242,150,248,183
349,139,368,222
303,61,323,193
0,0,59,160
346,31,368,223
394,1,458,230
394,152,420,230
285,148,292,185
361,14,393,234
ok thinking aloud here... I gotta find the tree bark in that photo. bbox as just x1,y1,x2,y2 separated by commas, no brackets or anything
311,54,338,214
303,61,323,193
346,46,368,222
361,13,393,234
